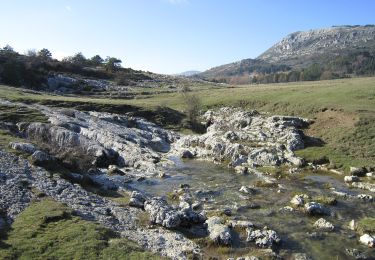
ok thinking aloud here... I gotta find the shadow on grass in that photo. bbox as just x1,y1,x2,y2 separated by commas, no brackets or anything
302,134,326,148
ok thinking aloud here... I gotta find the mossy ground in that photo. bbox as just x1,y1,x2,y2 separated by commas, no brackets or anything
106,192,131,206
0,104,48,154
0,104,49,124
0,198,161,260
311,195,337,206
357,218,375,235
0,130,24,152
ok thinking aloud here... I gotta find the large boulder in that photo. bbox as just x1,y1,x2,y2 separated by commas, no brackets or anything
144,197,205,229
205,216,232,245
144,198,181,228
23,123,118,169
47,74,78,90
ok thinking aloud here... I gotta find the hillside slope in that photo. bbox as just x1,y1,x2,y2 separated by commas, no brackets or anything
199,25,375,83
0,46,212,97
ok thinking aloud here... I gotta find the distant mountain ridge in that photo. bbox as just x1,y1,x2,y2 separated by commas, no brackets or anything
259,25,375,65
199,25,375,83
174,70,201,77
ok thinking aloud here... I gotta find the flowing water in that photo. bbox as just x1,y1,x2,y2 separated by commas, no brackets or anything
130,158,375,259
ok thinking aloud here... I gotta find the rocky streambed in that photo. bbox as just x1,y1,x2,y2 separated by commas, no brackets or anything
0,100,374,259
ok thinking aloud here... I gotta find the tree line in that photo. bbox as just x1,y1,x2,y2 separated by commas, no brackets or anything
0,45,147,89
210,51,375,85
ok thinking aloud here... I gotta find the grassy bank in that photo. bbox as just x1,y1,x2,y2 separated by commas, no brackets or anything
0,198,161,259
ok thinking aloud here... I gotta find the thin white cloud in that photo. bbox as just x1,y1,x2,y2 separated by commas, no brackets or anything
65,5,72,11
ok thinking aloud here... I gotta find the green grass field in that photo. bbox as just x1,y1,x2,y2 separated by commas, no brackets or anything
1,77,374,169
1,77,373,114
0,198,161,260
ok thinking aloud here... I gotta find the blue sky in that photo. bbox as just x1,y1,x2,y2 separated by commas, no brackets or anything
1,0,374,74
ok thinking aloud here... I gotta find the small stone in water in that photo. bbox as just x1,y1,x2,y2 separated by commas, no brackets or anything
344,175,360,183
222,208,232,216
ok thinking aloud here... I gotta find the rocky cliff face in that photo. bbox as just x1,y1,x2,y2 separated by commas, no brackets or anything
258,25,375,65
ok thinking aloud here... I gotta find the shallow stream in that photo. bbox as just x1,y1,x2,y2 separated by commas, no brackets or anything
130,158,375,259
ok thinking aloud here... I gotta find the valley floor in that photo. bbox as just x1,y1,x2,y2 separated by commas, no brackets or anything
0,77,374,259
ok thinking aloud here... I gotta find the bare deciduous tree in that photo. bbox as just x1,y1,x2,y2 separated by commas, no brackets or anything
180,86,202,125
